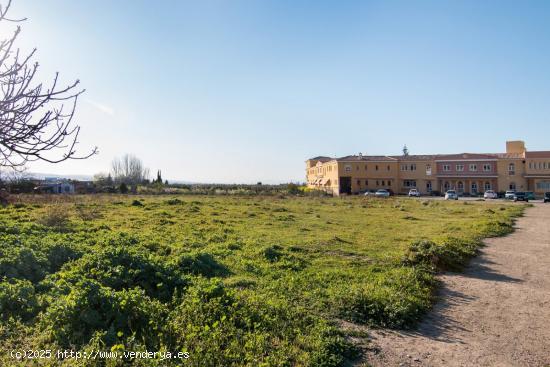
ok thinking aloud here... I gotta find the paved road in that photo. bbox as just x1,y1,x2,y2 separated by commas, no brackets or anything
364,204,550,367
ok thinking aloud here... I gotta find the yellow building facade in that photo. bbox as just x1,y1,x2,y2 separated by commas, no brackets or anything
306,141,550,196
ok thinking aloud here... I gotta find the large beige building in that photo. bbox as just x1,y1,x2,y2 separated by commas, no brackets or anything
306,141,550,196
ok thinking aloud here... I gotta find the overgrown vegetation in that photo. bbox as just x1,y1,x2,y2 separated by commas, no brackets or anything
0,195,524,365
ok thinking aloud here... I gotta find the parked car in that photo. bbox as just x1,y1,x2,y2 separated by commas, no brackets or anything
525,191,536,200
445,190,459,200
363,190,376,196
374,189,390,198
512,192,528,202
408,188,420,197
545,192,550,203
505,190,516,200
483,190,498,199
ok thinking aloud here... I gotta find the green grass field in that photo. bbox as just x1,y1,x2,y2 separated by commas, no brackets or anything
0,195,524,366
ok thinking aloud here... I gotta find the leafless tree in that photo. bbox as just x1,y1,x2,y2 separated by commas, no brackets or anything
111,154,149,185
0,0,96,170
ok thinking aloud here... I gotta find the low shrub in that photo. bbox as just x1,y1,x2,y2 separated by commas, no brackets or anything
165,198,183,205
0,278,40,321
43,243,83,273
337,268,432,328
172,252,229,277
167,279,357,366
0,246,47,283
37,205,70,230
42,279,165,348
402,237,480,272
262,244,285,262
49,246,188,302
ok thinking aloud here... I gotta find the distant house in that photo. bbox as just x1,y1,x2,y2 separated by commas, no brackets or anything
34,179,75,194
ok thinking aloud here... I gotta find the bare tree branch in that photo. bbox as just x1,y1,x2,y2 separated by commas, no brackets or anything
0,0,96,170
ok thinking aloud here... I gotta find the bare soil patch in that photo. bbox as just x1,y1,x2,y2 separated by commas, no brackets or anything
364,204,550,367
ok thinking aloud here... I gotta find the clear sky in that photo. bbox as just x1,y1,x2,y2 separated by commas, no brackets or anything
5,0,550,183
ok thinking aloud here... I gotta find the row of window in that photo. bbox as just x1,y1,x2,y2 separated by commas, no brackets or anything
529,162,550,170
535,181,550,190
356,179,392,186
442,163,492,172
345,164,392,173
400,164,417,171
443,181,492,192
310,165,336,175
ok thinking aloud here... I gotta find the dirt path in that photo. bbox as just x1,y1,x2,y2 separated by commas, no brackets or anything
364,204,550,367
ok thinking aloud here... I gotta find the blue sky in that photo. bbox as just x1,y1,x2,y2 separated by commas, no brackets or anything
6,0,550,183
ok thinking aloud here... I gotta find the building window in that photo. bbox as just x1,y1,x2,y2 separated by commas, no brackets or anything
536,181,550,190
471,182,477,193
444,182,450,191
345,165,351,172
401,164,408,171
403,180,417,187
456,164,464,171
365,180,368,186
484,182,491,191
529,162,533,169
387,165,390,171
388,180,391,186
426,164,432,176
382,180,385,186
356,165,359,171
483,164,491,172
508,163,515,175
457,181,464,192
426,181,432,192
443,165,451,171
365,165,368,171
509,182,516,190
375,165,379,171
469,164,477,171
357,179,361,186
410,164,416,171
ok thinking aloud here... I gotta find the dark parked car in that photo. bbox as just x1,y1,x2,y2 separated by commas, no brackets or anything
544,192,550,203
525,191,536,200
513,192,528,202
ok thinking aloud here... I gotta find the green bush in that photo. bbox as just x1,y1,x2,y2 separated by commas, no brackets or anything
0,278,39,321
402,238,479,272
167,279,356,366
165,198,183,205
338,268,432,328
172,252,229,278
42,279,165,348
0,247,47,283
49,246,188,302
43,243,83,273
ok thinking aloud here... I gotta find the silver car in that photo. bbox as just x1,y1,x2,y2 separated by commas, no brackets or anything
445,190,459,200
374,189,390,198
505,190,516,200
